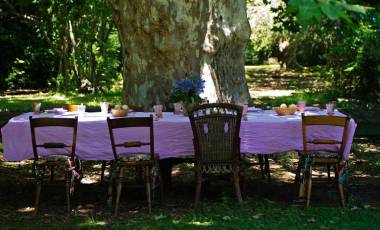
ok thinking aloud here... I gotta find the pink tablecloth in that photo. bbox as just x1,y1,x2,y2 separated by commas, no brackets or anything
1,110,356,161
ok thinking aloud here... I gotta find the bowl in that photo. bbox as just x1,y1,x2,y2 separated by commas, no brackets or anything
66,104,78,112
111,109,128,117
273,107,297,116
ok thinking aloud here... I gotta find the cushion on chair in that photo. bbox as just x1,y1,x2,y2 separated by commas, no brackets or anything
308,151,339,158
117,153,157,162
35,154,71,165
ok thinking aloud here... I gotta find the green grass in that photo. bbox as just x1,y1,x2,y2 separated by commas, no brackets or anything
0,89,123,113
1,201,379,229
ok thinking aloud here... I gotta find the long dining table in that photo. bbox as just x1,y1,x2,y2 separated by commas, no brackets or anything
1,108,356,162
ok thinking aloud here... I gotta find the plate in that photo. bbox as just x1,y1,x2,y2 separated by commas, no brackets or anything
304,107,320,112
45,108,68,114
248,107,262,112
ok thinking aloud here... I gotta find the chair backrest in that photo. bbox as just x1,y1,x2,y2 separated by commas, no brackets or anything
301,114,350,157
107,115,154,160
29,116,78,160
189,103,242,166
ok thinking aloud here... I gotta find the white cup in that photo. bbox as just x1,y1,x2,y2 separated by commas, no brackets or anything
173,102,183,115
77,104,86,117
32,102,41,114
326,103,335,115
242,104,248,121
100,102,109,115
153,105,163,119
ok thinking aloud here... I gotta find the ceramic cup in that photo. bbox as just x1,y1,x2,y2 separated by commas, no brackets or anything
100,102,109,115
153,105,163,120
32,102,41,114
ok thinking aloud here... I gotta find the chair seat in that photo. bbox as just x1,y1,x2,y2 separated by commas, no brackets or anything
117,153,159,165
35,154,71,165
308,151,341,164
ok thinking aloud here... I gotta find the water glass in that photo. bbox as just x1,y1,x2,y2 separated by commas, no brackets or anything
297,100,306,114
173,102,183,115
242,104,248,121
77,104,86,117
32,102,41,114
100,102,109,115
153,105,163,120
326,102,335,115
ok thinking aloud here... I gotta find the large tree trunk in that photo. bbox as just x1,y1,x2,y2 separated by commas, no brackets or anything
109,0,250,109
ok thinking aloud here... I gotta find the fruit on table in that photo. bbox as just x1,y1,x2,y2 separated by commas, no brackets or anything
289,104,297,109
114,104,128,110
280,103,287,108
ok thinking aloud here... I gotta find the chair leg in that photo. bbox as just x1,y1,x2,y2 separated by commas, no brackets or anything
306,165,313,208
264,155,271,182
107,162,115,207
50,165,55,182
34,165,44,214
155,158,165,204
233,169,243,204
34,180,42,214
194,171,202,205
338,183,346,208
114,167,124,216
145,166,152,214
258,154,265,179
65,171,71,213
327,165,331,181
100,161,106,183
295,153,304,184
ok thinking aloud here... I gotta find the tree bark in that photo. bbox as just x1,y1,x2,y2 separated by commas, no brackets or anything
109,0,251,109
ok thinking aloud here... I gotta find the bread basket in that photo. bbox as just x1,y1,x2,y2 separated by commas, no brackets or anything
66,104,78,112
273,107,297,116
111,109,128,117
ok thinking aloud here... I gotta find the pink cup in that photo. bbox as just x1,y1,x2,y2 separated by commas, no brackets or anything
297,101,306,113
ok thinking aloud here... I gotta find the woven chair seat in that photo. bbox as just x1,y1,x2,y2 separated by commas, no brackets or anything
203,163,232,174
35,155,71,165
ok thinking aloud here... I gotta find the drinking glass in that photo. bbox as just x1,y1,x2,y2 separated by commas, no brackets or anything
77,104,86,117
242,104,248,121
32,102,41,114
100,102,109,115
173,102,183,115
153,105,163,120
297,100,306,114
326,102,335,115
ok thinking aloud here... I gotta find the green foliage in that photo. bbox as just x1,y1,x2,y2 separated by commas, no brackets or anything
0,0,121,92
288,0,367,27
325,12,380,102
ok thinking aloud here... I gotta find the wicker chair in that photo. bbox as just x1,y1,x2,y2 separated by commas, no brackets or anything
298,114,350,208
189,103,244,204
107,115,163,215
29,116,81,213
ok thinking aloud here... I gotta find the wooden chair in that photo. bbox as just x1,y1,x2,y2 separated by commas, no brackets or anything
298,114,350,208
100,104,145,182
189,103,244,204
29,116,81,213
107,115,163,215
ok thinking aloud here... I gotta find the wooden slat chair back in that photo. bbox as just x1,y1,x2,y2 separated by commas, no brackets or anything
106,115,163,215
300,114,350,208
107,116,154,161
29,116,79,214
189,103,244,204
30,117,78,161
